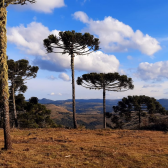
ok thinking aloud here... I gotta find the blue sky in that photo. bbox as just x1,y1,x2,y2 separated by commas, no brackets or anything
6,0,168,100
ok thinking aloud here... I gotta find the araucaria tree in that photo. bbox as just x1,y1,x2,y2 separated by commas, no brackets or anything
8,59,39,128
0,0,35,150
77,72,134,128
113,95,167,129
43,30,100,129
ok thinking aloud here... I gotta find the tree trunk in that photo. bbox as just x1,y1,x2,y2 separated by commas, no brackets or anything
71,54,77,129
103,84,106,129
0,6,12,150
12,80,18,128
139,110,141,129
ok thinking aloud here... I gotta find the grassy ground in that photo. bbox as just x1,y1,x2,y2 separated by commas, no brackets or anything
0,128,168,168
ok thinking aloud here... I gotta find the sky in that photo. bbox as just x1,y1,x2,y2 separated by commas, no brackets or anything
6,0,168,100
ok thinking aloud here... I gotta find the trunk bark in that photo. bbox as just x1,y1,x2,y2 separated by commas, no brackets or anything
0,6,12,150
71,54,77,129
139,110,141,129
12,80,18,128
103,83,106,129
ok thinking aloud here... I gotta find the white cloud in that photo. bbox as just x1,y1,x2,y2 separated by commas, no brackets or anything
151,90,159,92
12,0,65,13
47,76,57,80
73,11,161,56
59,73,71,81
136,61,168,81
7,22,120,73
49,92,62,96
142,84,162,88
73,11,89,23
7,22,52,56
127,55,133,60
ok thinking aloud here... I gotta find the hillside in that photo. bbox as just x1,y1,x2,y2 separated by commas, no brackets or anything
40,99,122,113
44,104,168,130
44,104,104,129
39,98,168,113
0,128,168,168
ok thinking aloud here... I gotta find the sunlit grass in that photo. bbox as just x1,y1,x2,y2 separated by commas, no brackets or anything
0,128,168,168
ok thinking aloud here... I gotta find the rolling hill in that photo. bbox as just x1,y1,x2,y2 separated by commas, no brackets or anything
39,98,168,113
42,98,168,129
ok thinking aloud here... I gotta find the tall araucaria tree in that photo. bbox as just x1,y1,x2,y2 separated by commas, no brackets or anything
8,59,39,128
43,30,100,129
77,72,134,129
0,0,35,150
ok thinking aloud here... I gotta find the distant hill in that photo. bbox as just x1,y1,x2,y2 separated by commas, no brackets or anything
39,98,122,114
43,104,104,129
39,98,168,113
43,98,168,129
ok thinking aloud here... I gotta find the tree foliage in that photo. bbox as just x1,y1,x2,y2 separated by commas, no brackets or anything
43,30,100,55
8,59,39,94
18,97,57,128
7,59,39,127
77,72,134,128
77,72,134,91
112,95,168,129
1,0,35,7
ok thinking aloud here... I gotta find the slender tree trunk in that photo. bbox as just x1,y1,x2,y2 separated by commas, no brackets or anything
139,110,141,129
103,84,106,128
71,54,77,129
12,80,18,128
0,6,12,150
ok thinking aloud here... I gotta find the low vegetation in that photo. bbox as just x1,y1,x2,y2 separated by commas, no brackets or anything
0,128,168,168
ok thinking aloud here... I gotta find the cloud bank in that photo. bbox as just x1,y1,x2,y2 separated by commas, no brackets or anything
7,22,120,73
12,0,65,13
73,11,161,56
59,73,70,81
136,61,168,81
142,84,162,88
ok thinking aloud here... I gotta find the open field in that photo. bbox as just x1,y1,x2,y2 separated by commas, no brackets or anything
0,128,168,168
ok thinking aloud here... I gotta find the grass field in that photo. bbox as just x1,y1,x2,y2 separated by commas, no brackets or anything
0,128,168,168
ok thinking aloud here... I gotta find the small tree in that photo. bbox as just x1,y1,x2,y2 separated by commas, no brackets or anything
18,97,57,128
0,0,35,150
43,30,100,128
77,72,134,128
8,59,39,128
113,95,167,129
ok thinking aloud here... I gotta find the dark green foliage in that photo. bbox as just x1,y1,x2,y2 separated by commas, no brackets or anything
2,0,35,7
77,72,134,91
0,95,56,128
29,97,38,104
141,118,168,131
43,30,100,55
111,115,124,129
112,95,168,129
18,97,57,128
106,112,112,118
8,59,39,96
7,59,39,127
15,94,26,111
8,59,39,82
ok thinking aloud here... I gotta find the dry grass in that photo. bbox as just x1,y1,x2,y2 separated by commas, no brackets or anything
0,128,168,168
